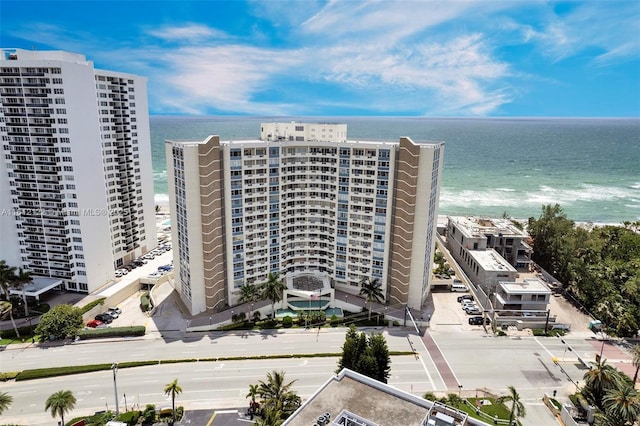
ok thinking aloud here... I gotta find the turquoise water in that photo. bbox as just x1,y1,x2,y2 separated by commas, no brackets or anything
150,117,640,223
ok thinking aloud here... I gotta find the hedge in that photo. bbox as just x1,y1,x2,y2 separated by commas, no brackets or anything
77,326,146,340
10,352,416,381
80,297,106,314
15,360,158,381
0,325,36,339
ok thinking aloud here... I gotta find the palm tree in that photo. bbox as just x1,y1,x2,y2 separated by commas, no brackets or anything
261,273,286,319
0,391,12,415
359,277,383,320
239,283,260,304
602,384,640,425
258,370,301,419
497,385,526,424
45,390,76,426
0,261,16,300
164,378,182,425
631,344,640,384
583,358,626,408
12,268,32,317
255,406,285,426
0,300,20,339
246,383,260,416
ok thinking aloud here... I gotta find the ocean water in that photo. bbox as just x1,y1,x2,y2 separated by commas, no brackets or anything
150,117,640,224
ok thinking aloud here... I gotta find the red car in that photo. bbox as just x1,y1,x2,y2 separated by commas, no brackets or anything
86,319,104,328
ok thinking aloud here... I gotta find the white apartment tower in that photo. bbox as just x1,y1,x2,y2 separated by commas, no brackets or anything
167,123,444,315
0,49,156,293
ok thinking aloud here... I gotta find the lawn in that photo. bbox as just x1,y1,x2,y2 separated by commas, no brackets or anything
460,397,513,422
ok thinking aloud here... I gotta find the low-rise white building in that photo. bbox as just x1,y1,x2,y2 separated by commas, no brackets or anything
494,278,552,312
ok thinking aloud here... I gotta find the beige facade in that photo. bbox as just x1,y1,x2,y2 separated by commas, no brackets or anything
167,124,443,315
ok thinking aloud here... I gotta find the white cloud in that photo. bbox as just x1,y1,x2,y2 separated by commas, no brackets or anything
146,24,229,42
149,45,303,115
516,2,640,65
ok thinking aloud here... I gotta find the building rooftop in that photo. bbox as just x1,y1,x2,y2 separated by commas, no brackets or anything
448,216,528,240
284,369,489,426
468,249,516,272
499,278,552,294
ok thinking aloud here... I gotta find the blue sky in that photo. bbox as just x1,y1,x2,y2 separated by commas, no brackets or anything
1,1,639,117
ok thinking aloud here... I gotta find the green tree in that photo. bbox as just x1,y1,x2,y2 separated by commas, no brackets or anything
12,268,32,317
0,261,16,300
0,300,20,339
257,370,301,419
255,406,284,426
44,390,76,425
602,384,640,425
34,304,83,341
261,273,286,319
0,391,12,415
583,358,627,409
246,383,260,415
497,385,526,424
367,332,391,383
239,283,260,304
527,204,575,283
359,277,383,320
336,325,363,373
631,344,640,384
336,325,391,383
163,378,182,425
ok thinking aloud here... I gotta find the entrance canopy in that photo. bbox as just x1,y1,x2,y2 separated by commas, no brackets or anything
9,276,63,300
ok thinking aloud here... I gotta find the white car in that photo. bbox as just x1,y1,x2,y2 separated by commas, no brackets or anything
148,272,162,279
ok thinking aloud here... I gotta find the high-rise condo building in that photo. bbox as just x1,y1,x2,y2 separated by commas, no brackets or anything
0,49,156,293
166,123,443,315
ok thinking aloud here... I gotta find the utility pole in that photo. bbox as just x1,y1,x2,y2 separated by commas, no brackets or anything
111,362,119,416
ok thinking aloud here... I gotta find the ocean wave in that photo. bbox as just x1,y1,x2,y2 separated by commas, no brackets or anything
440,183,640,210
154,194,170,205
631,182,640,190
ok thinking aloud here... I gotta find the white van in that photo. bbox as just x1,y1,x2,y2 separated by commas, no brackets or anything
450,283,468,292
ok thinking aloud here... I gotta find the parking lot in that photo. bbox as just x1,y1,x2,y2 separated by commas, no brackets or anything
429,284,595,337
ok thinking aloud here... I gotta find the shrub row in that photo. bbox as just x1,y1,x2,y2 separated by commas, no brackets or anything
15,360,158,381
0,325,36,339
11,352,416,381
80,297,106,314
77,325,146,340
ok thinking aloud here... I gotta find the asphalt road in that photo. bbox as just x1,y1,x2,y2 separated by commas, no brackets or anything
2,326,632,425
1,354,427,425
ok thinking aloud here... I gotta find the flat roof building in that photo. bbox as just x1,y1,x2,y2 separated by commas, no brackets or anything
0,49,156,293
283,369,490,426
166,123,444,315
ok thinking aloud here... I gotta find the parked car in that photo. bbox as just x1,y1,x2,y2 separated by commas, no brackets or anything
469,316,490,325
106,309,119,319
461,301,477,310
86,319,103,328
108,307,122,315
457,295,474,303
465,307,482,315
148,272,162,279
95,313,113,324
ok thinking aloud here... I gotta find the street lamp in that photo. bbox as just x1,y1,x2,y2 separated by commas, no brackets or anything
250,303,254,320
111,362,119,416
209,316,212,326
458,384,463,397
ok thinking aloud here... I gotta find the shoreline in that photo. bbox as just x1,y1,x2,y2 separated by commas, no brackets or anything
152,194,628,230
